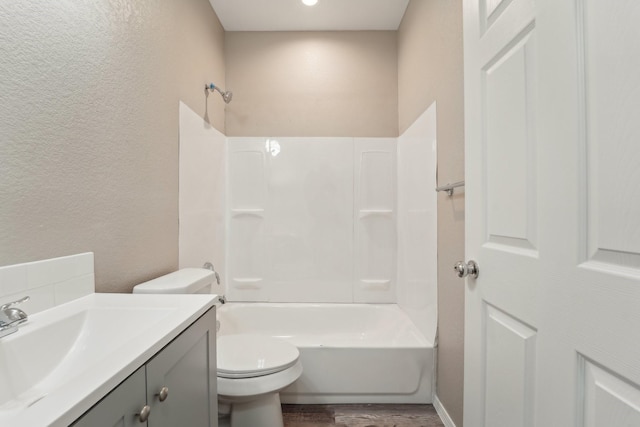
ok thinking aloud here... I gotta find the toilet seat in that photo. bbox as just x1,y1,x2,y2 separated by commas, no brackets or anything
217,334,300,379
217,359,303,399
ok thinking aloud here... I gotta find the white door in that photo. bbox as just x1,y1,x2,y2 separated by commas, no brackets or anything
463,0,640,425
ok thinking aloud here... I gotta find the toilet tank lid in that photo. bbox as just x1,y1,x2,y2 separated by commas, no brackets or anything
133,268,214,294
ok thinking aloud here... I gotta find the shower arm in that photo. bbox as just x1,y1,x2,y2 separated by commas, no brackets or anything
206,83,232,104
208,84,224,96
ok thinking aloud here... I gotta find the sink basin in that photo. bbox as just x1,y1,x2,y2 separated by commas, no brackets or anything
0,306,173,410
0,293,216,426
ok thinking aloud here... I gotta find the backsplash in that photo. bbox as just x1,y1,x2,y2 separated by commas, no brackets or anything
0,253,94,314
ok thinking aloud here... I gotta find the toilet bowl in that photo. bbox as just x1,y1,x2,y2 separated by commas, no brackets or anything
217,334,302,427
133,268,303,427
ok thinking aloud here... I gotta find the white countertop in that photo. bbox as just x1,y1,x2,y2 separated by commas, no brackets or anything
0,293,216,426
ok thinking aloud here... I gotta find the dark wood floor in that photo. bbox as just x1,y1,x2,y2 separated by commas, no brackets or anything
282,404,445,427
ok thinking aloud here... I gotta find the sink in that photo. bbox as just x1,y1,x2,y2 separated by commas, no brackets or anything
0,306,173,411
0,293,216,426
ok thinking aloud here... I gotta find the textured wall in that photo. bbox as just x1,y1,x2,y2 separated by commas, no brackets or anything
224,31,398,137
177,0,226,132
398,1,465,425
0,0,225,292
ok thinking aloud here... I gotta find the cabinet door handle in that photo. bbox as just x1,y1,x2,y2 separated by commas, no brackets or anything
137,405,151,422
156,386,169,402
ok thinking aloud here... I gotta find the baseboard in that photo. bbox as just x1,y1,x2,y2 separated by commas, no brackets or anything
433,394,457,427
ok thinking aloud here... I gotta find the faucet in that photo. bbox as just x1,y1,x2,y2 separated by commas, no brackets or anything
203,262,221,285
0,296,29,338
203,262,225,304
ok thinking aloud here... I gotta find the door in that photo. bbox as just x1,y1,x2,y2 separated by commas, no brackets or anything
463,0,640,425
72,367,147,427
146,308,217,427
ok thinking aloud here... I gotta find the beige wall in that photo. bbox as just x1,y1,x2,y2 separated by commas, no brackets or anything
177,0,226,132
0,0,225,292
398,1,465,425
224,31,398,137
2,2,466,418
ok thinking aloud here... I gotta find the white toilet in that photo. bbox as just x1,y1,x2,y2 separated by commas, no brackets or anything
133,268,302,427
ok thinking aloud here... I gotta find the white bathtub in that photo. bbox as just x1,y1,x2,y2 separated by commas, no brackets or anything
217,303,434,404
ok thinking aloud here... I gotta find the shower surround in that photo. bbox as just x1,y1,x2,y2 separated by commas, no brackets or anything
227,136,397,304
179,101,437,342
179,102,438,402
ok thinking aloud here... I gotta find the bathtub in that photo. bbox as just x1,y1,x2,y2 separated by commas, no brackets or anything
217,303,434,404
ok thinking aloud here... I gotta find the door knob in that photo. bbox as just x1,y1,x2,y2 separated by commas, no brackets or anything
454,260,479,279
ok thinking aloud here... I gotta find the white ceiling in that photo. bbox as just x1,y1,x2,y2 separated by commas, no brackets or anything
209,0,410,32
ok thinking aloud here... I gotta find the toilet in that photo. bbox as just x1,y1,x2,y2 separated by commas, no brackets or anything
133,268,302,427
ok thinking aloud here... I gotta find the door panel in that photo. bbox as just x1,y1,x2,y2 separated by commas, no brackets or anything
482,0,516,33
484,304,536,427
582,0,640,268
580,357,640,427
484,27,537,253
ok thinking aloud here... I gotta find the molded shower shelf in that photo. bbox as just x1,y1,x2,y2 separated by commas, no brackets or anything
358,209,394,218
359,279,392,290
232,278,263,289
231,208,265,216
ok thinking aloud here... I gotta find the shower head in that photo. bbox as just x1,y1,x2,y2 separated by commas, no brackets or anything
221,90,233,104
206,83,233,104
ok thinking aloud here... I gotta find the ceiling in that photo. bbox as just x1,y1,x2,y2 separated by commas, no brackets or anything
208,0,410,32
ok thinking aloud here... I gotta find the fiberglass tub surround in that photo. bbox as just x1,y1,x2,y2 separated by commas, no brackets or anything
179,104,439,403
226,137,398,304
222,105,437,309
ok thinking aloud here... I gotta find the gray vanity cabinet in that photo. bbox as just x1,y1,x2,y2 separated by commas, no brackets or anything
146,306,217,427
72,366,146,427
73,307,216,427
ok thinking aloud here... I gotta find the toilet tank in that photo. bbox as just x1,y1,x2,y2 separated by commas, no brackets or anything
133,268,214,294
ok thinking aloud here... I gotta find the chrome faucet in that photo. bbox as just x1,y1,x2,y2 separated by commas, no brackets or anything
203,262,225,304
0,296,29,338
203,262,221,285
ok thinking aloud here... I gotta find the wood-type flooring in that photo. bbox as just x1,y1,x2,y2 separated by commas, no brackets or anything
282,404,445,427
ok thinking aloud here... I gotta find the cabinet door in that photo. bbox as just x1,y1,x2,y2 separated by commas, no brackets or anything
72,366,147,427
146,307,217,427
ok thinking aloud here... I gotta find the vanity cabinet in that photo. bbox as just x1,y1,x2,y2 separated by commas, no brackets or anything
72,307,216,427
72,366,146,427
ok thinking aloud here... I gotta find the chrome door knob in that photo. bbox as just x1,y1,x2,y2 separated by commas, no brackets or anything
454,260,479,279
